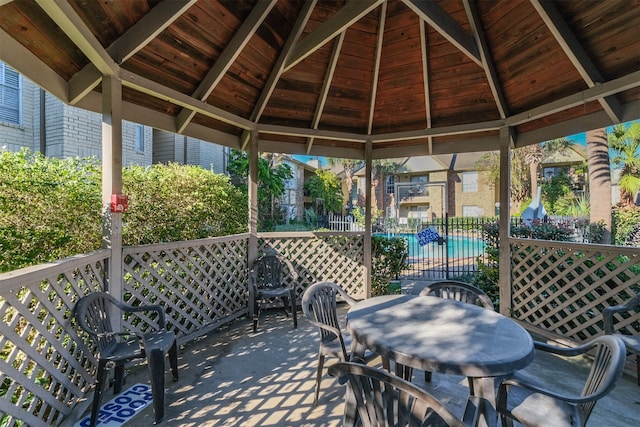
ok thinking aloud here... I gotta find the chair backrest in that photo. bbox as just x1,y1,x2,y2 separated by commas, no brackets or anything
74,292,118,355
302,282,356,352
419,280,494,310
251,255,283,290
577,335,627,423
328,362,466,427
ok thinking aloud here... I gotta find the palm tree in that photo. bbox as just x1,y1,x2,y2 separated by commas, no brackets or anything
586,128,612,243
327,158,362,212
609,122,640,207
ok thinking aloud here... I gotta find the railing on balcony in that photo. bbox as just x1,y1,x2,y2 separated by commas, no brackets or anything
0,233,637,427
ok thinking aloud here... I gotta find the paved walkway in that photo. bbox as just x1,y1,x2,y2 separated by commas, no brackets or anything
88,305,639,426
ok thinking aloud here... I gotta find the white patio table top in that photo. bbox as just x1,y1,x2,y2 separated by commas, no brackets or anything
347,294,535,427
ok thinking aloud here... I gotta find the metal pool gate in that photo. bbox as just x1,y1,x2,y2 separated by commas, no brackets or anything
381,217,490,280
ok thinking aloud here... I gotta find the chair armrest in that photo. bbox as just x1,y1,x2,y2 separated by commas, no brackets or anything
603,293,640,334
114,300,167,329
499,374,594,405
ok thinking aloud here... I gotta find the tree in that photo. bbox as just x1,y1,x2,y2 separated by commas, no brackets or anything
327,158,363,212
586,128,612,243
304,169,343,214
609,122,640,207
476,149,529,212
523,138,573,201
226,149,293,230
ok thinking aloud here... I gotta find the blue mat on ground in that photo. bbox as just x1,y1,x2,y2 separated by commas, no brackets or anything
74,383,152,427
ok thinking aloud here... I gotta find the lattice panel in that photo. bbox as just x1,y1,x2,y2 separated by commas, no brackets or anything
259,232,366,299
510,238,640,342
123,235,249,340
0,251,108,427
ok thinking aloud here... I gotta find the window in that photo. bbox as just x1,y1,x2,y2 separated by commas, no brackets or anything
134,124,145,152
462,205,481,217
462,171,478,192
409,206,429,219
0,62,21,125
386,175,395,194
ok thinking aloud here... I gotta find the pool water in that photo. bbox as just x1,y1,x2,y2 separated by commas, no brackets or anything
382,233,486,259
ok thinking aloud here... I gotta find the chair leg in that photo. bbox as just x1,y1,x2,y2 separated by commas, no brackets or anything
424,370,433,382
90,360,110,427
636,354,639,386
290,290,297,329
147,348,166,424
113,364,125,394
253,300,259,333
169,339,179,382
313,353,325,407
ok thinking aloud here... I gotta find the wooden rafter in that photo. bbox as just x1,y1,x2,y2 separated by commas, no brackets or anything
176,0,277,133
531,0,623,123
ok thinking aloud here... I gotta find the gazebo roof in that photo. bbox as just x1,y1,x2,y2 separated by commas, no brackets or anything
1,0,638,159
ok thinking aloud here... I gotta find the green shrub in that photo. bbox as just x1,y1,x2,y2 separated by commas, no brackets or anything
0,149,102,272
0,149,248,272
612,205,640,246
122,163,247,244
371,235,408,296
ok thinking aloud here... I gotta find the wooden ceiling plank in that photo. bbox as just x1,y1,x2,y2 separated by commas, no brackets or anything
403,0,481,67
284,0,384,72
36,0,118,76
0,27,69,102
109,0,196,64
464,0,507,119
368,1,387,136
69,0,195,105
305,31,346,153
507,70,640,127
176,0,277,133
253,0,316,122
531,0,623,123
119,69,254,130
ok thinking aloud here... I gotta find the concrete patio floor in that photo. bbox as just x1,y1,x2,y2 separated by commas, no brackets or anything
105,303,639,427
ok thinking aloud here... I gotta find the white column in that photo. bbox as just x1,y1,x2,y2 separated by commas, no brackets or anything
498,127,513,316
364,140,373,298
247,129,259,265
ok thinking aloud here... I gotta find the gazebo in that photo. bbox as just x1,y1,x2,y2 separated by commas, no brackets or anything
0,1,639,425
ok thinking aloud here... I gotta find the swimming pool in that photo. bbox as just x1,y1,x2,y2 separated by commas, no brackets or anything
380,233,486,259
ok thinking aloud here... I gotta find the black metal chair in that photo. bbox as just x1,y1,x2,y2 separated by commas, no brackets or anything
74,292,178,427
249,254,298,332
496,335,626,427
328,361,490,427
603,293,640,385
419,280,495,384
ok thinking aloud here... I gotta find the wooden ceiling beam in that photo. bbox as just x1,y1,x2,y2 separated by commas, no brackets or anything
36,0,118,76
68,0,194,105
305,31,345,154
284,0,384,72
176,0,277,133
368,1,387,136
531,0,623,123
464,0,508,119
507,70,640,126
253,0,316,122
403,0,481,67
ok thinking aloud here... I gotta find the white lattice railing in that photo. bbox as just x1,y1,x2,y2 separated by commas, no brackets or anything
0,250,110,427
510,238,640,342
1,233,637,427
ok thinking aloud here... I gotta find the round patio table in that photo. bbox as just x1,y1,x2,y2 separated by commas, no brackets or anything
346,294,535,427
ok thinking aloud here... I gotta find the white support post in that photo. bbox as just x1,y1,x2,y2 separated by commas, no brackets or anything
247,129,259,266
101,75,123,323
498,127,513,316
364,140,373,298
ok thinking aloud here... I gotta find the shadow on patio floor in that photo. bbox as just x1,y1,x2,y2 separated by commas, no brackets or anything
94,305,639,427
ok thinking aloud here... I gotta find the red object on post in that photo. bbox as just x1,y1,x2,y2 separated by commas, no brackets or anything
110,194,128,213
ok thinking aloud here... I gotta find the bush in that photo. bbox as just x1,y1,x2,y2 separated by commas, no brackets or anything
612,205,640,246
122,163,247,245
0,149,248,272
371,235,408,296
0,149,102,272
